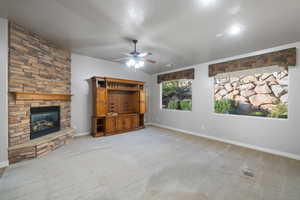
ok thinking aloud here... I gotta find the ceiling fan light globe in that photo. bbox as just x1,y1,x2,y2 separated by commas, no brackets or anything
138,61,145,67
127,59,136,67
134,63,140,69
138,52,147,57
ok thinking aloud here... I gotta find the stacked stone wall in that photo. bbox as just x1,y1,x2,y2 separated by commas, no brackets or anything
214,70,288,113
8,22,72,163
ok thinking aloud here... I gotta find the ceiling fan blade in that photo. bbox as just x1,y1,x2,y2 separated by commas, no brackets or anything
113,57,130,62
121,52,133,57
143,58,156,64
138,52,152,57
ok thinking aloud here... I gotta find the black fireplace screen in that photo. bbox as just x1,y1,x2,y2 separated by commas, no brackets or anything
30,106,60,139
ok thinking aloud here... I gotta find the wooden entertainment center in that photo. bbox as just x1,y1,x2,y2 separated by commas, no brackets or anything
91,77,146,137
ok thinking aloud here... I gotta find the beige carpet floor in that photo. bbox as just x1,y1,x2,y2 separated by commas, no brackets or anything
1,126,300,200
0,167,5,178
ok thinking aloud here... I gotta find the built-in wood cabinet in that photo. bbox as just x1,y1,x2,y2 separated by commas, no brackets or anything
96,88,107,117
91,77,146,137
139,90,146,114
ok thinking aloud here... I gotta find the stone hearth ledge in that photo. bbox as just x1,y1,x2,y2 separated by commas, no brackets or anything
8,128,75,164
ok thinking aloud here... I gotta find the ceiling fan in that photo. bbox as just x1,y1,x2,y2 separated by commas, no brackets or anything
114,39,156,69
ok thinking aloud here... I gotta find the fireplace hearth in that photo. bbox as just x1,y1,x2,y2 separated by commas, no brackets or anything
30,106,60,139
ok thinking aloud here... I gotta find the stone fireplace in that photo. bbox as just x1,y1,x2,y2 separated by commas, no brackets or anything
7,22,74,164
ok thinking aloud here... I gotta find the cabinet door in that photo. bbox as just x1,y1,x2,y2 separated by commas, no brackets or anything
96,88,107,117
124,116,132,130
132,115,139,129
105,117,116,133
139,90,146,114
116,117,124,131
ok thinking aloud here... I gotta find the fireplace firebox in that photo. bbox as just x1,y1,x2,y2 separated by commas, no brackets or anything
30,106,60,139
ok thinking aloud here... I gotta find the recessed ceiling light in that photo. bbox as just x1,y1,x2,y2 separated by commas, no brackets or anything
200,0,216,7
228,6,241,15
228,24,242,35
128,6,144,25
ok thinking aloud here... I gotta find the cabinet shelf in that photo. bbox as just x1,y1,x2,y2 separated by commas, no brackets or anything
107,88,140,91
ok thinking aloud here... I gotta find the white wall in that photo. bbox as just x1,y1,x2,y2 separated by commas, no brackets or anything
0,18,8,167
71,54,152,136
150,42,300,159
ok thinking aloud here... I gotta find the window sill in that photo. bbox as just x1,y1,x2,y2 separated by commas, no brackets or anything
212,113,288,121
161,108,192,113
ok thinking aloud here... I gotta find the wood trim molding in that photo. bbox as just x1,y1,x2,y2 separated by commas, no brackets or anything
92,76,145,85
208,48,297,77
11,92,72,101
157,68,195,83
105,77,144,85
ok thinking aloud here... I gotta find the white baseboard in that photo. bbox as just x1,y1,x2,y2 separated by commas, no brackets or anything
149,123,300,161
0,160,9,168
74,132,90,137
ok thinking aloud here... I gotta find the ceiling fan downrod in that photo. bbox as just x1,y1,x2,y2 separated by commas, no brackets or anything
132,40,138,54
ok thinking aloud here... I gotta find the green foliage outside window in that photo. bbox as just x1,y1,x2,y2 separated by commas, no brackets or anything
162,80,192,111
180,99,192,110
214,99,236,114
167,100,179,109
268,104,288,119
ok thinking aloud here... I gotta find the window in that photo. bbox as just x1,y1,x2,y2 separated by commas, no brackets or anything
162,79,192,111
214,69,288,119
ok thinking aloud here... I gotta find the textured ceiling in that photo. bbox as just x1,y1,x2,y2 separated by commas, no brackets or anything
1,0,300,74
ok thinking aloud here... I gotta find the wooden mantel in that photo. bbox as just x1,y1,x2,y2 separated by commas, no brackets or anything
11,92,72,101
